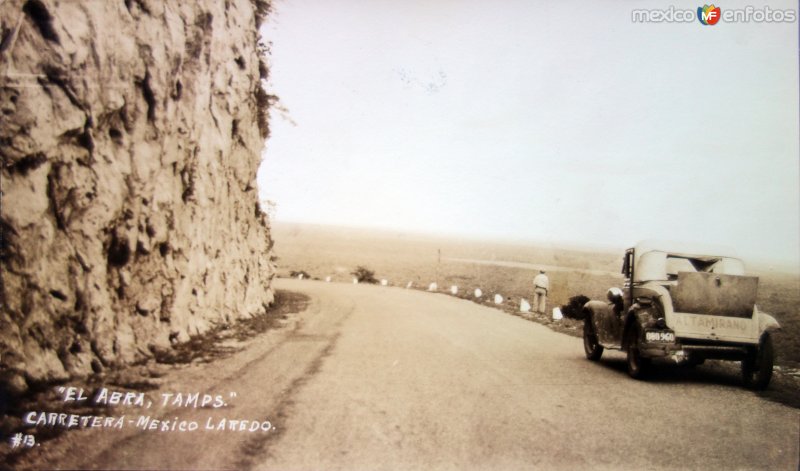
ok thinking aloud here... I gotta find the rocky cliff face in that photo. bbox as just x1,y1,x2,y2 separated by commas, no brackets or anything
0,0,275,395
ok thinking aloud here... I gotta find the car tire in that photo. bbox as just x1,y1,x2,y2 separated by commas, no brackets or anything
583,318,603,361
626,325,650,379
742,333,774,390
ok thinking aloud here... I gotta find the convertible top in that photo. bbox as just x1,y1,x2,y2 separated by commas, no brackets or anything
631,240,745,282
632,240,739,259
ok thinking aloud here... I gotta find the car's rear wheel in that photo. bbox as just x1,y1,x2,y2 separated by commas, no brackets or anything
626,325,650,379
742,333,774,390
583,318,603,361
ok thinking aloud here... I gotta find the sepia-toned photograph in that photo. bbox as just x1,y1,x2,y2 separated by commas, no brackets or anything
1,0,799,469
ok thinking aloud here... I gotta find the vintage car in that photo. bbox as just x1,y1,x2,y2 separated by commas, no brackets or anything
582,241,780,389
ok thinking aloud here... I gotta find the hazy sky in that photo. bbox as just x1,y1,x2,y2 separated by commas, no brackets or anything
257,0,799,269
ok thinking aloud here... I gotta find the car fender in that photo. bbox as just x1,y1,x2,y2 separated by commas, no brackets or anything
757,308,781,335
583,300,615,345
582,300,607,327
621,304,661,350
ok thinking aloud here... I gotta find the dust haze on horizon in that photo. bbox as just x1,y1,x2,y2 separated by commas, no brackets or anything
256,1,800,273
269,220,797,275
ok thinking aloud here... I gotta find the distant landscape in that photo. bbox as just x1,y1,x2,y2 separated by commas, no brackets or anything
271,222,800,369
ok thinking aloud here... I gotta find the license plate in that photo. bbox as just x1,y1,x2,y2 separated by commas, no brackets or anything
645,331,675,343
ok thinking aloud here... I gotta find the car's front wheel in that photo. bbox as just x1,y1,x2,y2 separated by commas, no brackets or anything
626,325,650,379
742,333,774,390
583,318,603,361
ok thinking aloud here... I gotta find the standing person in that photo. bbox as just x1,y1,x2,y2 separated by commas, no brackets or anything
533,269,549,314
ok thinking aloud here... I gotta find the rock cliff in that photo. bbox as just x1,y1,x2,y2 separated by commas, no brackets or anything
0,0,275,395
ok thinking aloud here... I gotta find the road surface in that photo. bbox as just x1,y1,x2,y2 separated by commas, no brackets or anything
24,279,800,470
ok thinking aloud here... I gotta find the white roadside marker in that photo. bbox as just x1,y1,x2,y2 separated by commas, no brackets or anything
494,294,503,304
520,299,531,312
474,288,482,298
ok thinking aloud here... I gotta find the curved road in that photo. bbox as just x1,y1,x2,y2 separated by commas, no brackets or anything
35,279,800,470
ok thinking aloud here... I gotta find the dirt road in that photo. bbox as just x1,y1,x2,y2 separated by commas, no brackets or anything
28,279,800,470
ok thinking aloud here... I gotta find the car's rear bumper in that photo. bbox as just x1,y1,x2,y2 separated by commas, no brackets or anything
641,341,750,362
